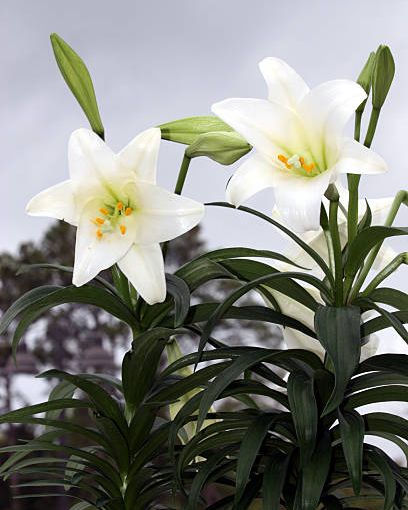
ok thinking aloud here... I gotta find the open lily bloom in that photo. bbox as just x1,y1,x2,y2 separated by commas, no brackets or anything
212,58,387,232
27,128,204,304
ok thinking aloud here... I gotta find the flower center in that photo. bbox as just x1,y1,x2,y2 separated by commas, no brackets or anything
93,201,133,240
277,154,316,175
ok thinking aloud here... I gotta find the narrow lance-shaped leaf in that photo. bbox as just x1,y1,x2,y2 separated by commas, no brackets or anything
315,305,361,415
338,408,365,495
301,431,331,510
50,33,104,138
287,370,318,466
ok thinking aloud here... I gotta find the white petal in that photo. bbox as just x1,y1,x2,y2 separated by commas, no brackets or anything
118,127,161,184
268,288,325,359
128,182,204,244
26,180,78,225
226,153,281,206
211,98,303,155
273,169,334,233
283,328,325,359
300,80,367,135
336,138,388,175
72,199,133,286
258,57,309,109
118,243,166,305
373,244,398,272
360,333,380,361
68,128,126,193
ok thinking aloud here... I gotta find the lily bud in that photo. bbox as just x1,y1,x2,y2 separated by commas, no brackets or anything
185,131,251,165
355,52,375,114
372,45,395,110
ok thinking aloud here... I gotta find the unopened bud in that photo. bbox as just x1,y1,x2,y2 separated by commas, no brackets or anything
372,45,395,110
356,52,376,114
185,131,251,165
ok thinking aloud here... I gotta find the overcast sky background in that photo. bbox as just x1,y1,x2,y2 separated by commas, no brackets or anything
1,1,408,446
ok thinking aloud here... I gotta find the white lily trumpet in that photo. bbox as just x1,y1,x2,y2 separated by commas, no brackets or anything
27,128,204,305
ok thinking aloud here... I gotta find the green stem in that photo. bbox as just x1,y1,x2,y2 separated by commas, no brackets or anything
354,110,363,142
362,252,408,296
174,153,191,195
348,190,407,302
328,195,344,306
347,174,361,245
364,107,381,148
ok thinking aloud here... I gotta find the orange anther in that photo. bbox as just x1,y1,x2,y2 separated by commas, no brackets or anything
96,229,103,239
125,207,132,216
117,202,123,211
99,207,109,215
278,154,288,164
303,163,315,172
95,217,105,225
120,225,126,235
299,156,305,165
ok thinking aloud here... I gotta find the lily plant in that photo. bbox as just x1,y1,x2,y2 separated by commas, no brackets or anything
0,34,407,510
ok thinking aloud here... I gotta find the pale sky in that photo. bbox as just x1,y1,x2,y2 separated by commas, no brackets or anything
1,1,408,448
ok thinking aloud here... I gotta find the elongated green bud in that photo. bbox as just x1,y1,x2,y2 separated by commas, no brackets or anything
50,33,104,139
372,45,395,110
356,52,376,114
185,130,251,165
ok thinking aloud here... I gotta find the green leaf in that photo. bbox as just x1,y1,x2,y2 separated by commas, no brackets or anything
0,399,90,424
367,287,408,310
50,33,104,138
195,246,309,270
185,130,251,165
159,115,233,145
301,431,331,510
287,370,318,465
206,202,334,287
338,409,365,494
345,226,408,278
8,285,138,355
38,370,128,438
364,412,408,442
262,451,290,510
361,310,408,337
165,274,191,326
122,328,180,411
196,349,322,431
346,385,408,409
366,447,396,510
315,306,361,415
235,413,278,503
358,353,408,375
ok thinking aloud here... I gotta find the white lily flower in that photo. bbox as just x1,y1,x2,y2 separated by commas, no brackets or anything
27,128,204,305
212,58,387,232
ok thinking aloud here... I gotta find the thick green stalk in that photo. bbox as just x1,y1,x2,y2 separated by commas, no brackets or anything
362,252,408,296
363,107,381,148
174,153,191,195
347,174,361,245
329,196,344,305
348,190,407,301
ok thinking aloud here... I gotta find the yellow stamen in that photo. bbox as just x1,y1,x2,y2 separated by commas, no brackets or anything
125,207,132,216
96,229,103,239
278,154,292,169
117,202,123,211
95,217,105,225
299,156,305,166
302,162,315,173
120,225,126,235
99,207,109,215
